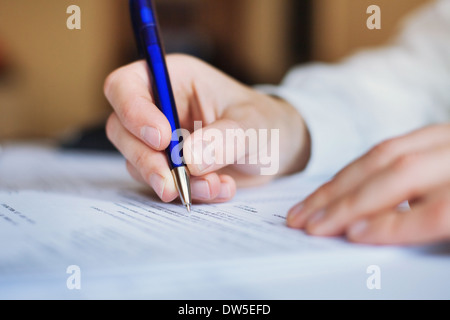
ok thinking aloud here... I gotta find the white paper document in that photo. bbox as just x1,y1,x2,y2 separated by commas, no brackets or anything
0,143,449,299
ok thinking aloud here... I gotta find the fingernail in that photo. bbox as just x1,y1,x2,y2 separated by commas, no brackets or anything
286,202,305,225
217,183,232,200
191,180,211,200
348,220,368,239
150,173,166,199
141,126,161,149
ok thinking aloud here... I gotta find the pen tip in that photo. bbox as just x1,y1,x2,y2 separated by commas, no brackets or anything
186,204,191,213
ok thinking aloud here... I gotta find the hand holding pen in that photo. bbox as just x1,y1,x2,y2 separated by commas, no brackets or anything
104,57,308,206
104,2,310,208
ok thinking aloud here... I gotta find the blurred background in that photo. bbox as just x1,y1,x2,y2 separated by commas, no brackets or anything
0,0,431,149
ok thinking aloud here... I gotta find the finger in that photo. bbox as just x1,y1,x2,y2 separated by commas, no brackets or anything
104,60,172,151
305,146,450,236
347,188,450,245
123,130,237,203
183,102,279,177
191,173,236,203
191,172,221,202
126,160,146,184
106,112,178,202
183,118,244,177
215,174,237,202
287,124,450,228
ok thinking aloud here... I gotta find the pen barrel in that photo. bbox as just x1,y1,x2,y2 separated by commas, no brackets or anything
130,0,185,169
129,0,157,56
133,19,184,170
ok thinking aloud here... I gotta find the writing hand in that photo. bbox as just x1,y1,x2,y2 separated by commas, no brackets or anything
104,54,310,204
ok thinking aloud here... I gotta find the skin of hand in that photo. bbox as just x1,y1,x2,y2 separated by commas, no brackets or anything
104,54,310,204
287,124,450,245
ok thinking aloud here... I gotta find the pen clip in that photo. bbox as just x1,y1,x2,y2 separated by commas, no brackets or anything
130,0,159,59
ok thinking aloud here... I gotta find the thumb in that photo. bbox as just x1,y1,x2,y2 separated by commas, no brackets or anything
183,105,281,177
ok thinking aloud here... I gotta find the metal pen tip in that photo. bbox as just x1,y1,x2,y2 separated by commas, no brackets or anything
186,204,191,213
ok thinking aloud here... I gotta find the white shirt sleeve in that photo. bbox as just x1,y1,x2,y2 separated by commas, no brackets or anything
258,0,450,176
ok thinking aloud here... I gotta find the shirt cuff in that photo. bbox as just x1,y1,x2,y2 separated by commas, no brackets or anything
255,84,365,177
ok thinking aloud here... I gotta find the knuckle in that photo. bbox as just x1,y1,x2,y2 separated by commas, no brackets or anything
392,153,421,173
369,139,398,165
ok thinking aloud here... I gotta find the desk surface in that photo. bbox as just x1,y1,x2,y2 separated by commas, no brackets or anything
0,142,449,299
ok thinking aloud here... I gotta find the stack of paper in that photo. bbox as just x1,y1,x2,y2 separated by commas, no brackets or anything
0,143,449,299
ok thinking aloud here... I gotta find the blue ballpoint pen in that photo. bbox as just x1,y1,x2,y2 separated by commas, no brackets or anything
130,0,192,212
